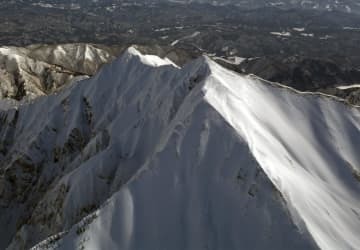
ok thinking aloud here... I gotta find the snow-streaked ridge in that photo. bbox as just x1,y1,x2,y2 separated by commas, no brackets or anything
1,47,359,250
0,44,115,100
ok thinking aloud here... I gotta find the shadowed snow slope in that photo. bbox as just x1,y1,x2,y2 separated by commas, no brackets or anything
0,48,359,250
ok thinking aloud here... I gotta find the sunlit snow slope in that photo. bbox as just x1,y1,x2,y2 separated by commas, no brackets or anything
1,48,359,250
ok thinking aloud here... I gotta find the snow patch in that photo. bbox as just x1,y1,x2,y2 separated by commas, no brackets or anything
293,27,305,32
270,31,291,37
336,84,360,90
125,47,178,68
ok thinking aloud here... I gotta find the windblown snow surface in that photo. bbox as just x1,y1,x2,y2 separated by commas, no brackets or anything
1,48,359,250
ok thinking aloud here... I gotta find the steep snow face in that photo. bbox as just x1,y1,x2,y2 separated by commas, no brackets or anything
203,62,360,250
1,48,359,250
0,47,212,249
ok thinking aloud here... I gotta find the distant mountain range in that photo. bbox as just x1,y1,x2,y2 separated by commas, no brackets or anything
164,0,360,14
18,0,360,14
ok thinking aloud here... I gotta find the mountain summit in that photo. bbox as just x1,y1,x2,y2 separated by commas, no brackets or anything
0,47,359,250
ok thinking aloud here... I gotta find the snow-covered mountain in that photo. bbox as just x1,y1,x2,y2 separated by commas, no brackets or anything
0,43,198,101
0,44,115,100
0,47,359,250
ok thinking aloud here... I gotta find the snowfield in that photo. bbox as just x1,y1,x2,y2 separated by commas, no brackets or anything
0,48,359,250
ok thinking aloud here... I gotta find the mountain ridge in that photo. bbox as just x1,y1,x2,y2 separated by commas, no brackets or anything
1,47,359,250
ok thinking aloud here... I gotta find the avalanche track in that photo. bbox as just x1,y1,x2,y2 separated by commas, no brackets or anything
0,47,359,250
